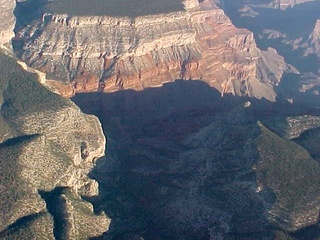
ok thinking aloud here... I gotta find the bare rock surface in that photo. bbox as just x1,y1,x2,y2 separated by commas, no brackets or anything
0,0,15,49
15,0,293,100
303,19,320,58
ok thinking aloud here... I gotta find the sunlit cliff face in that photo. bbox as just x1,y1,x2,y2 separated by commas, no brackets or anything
14,0,293,101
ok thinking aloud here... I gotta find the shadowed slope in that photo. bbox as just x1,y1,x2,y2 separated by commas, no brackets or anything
73,80,320,240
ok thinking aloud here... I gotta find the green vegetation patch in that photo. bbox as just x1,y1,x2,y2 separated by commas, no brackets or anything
44,0,185,17
255,122,320,215
0,135,39,223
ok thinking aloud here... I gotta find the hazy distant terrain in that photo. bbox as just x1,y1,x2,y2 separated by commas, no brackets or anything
222,0,320,73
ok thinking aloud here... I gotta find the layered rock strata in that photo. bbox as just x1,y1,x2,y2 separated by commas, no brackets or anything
16,0,292,100
0,53,110,239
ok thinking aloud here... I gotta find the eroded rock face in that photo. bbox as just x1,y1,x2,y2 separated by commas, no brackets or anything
0,0,15,49
15,0,292,100
0,53,109,239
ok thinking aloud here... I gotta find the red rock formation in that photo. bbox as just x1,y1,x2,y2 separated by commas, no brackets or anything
17,0,291,100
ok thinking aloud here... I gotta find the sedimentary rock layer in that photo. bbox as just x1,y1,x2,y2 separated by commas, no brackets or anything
16,0,293,100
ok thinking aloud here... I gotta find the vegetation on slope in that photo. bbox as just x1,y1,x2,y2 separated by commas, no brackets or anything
0,53,68,118
255,122,320,229
44,0,185,17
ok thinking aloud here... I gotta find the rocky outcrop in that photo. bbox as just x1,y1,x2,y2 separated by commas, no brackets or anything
298,73,320,95
15,0,292,100
303,19,320,58
0,53,109,239
0,0,15,49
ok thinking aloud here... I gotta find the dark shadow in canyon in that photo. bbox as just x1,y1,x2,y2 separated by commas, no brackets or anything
222,0,320,73
72,80,320,240
38,187,69,240
275,72,320,112
14,0,46,32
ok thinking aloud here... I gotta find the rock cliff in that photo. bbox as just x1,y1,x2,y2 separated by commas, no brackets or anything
0,52,110,239
15,0,293,100
0,0,15,49
303,19,320,58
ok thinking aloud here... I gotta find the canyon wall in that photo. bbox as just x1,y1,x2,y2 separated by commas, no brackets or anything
0,50,109,239
16,0,294,100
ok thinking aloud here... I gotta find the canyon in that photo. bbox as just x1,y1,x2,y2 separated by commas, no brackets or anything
1,0,320,239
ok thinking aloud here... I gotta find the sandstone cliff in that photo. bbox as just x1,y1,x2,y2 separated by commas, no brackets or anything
15,0,293,101
0,52,110,239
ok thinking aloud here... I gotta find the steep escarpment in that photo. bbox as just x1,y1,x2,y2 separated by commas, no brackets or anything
0,52,109,239
15,0,293,100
